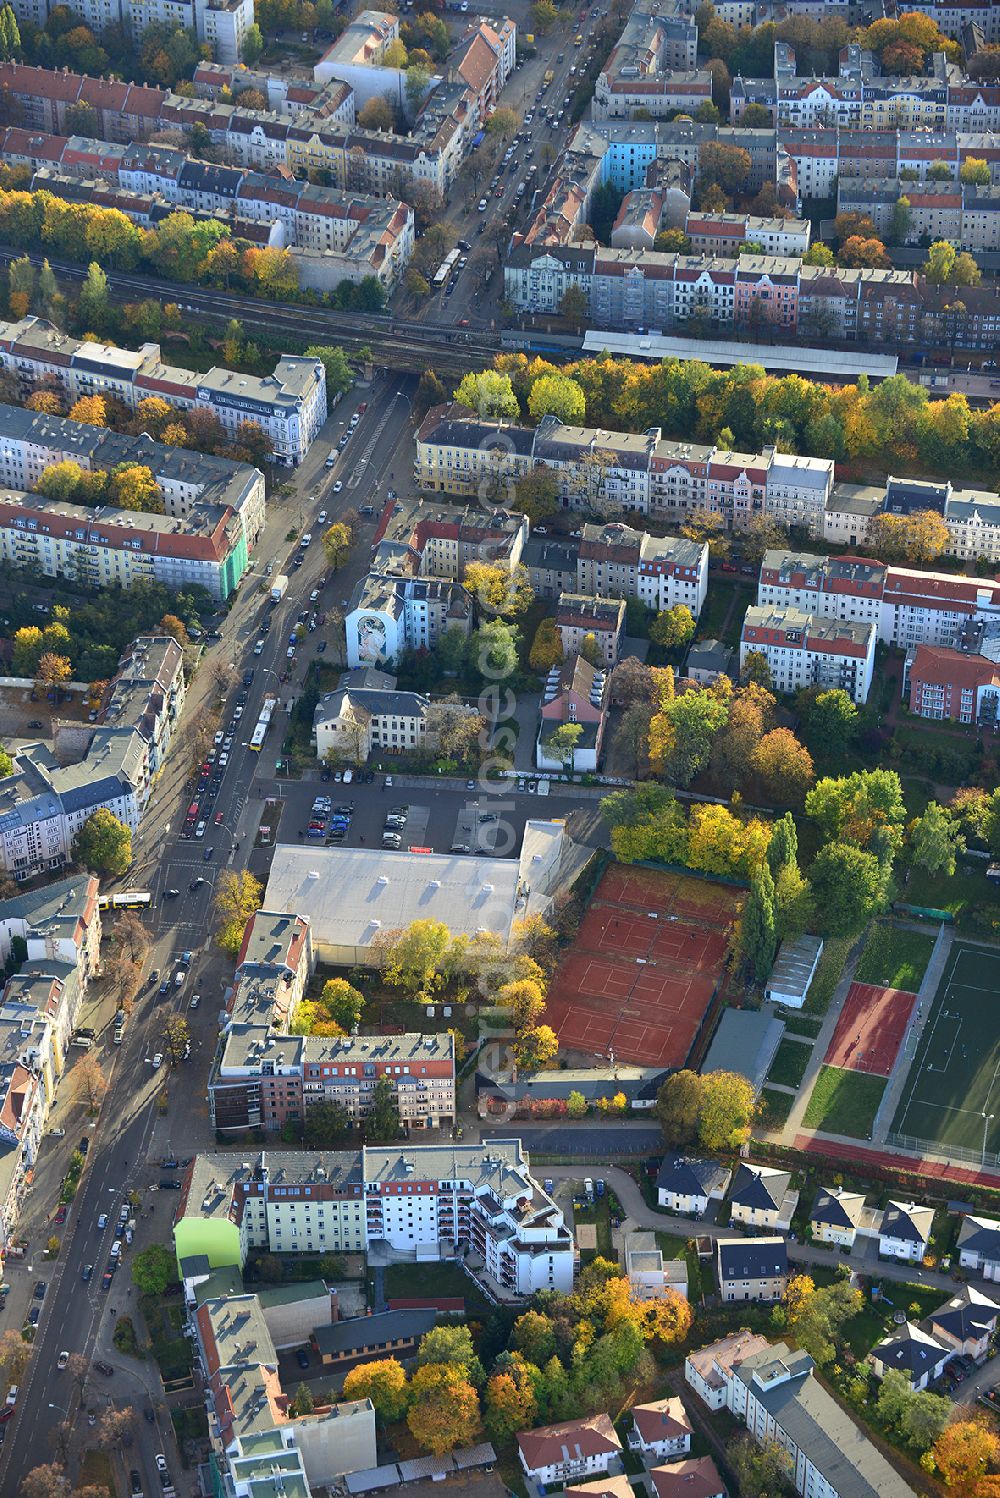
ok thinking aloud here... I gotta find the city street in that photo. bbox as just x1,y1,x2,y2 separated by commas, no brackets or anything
0,373,419,1492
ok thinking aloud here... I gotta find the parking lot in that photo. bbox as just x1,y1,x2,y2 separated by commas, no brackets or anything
252,769,604,862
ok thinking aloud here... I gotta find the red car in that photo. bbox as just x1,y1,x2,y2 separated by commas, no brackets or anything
214,812,224,826
54,1206,67,1225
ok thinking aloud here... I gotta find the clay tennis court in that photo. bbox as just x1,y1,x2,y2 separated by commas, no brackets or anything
824,982,918,1078
546,865,740,1068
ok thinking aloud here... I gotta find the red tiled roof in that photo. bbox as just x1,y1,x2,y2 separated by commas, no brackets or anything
649,1459,726,1498
910,643,1000,692
631,1398,693,1447
518,1415,621,1471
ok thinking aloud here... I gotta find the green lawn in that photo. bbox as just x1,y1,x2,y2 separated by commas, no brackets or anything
780,1013,824,1038
854,924,934,993
804,935,857,1016
904,860,1000,928
574,1197,614,1260
758,1088,796,1129
802,1065,886,1139
766,1037,812,1089
382,1260,491,1315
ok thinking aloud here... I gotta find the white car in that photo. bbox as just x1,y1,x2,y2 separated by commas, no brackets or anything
97,1213,108,1230
213,731,224,746
194,820,206,839
189,994,200,1010
332,480,343,494
317,510,327,524
57,1351,69,1370
253,640,264,655
155,1457,168,1476
152,1053,163,1069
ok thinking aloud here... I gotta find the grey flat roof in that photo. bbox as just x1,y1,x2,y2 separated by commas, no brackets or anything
581,330,899,377
702,1008,784,1094
768,935,823,1000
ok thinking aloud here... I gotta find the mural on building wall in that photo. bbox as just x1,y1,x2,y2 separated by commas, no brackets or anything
357,614,388,663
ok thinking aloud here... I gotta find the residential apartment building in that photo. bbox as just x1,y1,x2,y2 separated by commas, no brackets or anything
555,594,626,668
344,571,472,671
739,605,877,704
0,406,263,596
0,876,100,1258
0,317,327,466
174,1141,576,1296
537,653,609,773
728,1164,798,1232
9,0,253,62
684,212,811,257
593,3,699,121
416,404,832,535
904,642,1000,725
209,1031,456,1135
837,175,1000,254
809,1186,867,1249
716,1238,788,1302
312,671,479,764
958,1213,1000,1279
518,1415,622,1486
723,1341,917,1498
0,17,513,196
375,494,528,579
757,549,1000,647
823,475,1000,565
656,1154,731,1217
627,1398,693,1461
190,1286,378,1498
578,524,709,616
0,635,184,882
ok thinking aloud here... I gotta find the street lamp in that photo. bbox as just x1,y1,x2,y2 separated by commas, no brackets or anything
983,1111,994,1166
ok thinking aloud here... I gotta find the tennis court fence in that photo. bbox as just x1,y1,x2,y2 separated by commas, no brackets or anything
885,1130,1000,1172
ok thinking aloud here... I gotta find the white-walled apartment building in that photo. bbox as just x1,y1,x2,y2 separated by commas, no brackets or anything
174,1142,576,1296
0,317,327,468
684,212,811,256
0,876,101,1256
0,405,261,598
823,475,1000,566
415,404,834,534
10,0,253,62
740,605,877,704
756,549,1000,652
0,636,184,881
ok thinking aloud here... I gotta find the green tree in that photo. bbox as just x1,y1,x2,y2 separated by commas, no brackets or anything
366,1075,401,1142
653,1068,703,1146
795,686,858,758
559,284,588,326
414,368,448,419
649,604,696,651
527,373,586,425
468,619,519,682
213,868,264,955
77,260,109,332
318,977,364,1030
548,722,583,774
418,1324,484,1383
908,801,965,877
529,617,563,673
887,195,912,245
289,1382,314,1417
729,1435,795,1498
802,242,835,267
322,521,352,570
406,1363,482,1455
404,62,431,110
453,370,519,419
162,1013,190,1065
960,157,991,186
71,808,132,875
241,22,264,60
809,842,886,935
0,742,13,778
302,1099,351,1147
767,811,798,877
566,1089,587,1119
512,1311,556,1365
806,768,906,860
304,344,353,399
740,861,777,982
376,917,452,995
130,1243,175,1295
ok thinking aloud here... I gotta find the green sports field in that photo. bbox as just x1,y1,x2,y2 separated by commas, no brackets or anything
891,943,1000,1163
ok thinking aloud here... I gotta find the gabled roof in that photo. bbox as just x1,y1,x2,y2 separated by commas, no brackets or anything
730,1163,790,1213
811,1186,866,1231
880,1200,933,1244
649,1459,726,1498
958,1213,1000,1259
656,1153,731,1199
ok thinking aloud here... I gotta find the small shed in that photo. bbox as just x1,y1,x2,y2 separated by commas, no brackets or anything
765,934,824,1009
